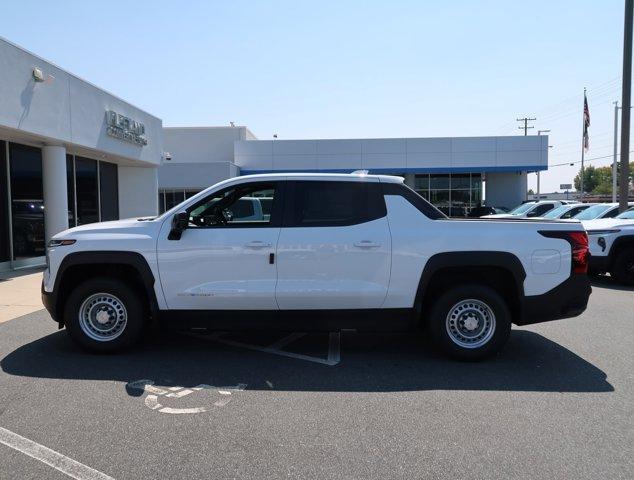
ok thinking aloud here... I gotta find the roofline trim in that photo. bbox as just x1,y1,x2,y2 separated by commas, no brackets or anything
239,165,548,175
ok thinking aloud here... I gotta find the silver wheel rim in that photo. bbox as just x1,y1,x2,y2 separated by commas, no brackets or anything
445,299,496,349
78,293,127,342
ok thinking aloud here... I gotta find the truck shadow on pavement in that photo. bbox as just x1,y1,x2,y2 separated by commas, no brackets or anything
1,326,613,394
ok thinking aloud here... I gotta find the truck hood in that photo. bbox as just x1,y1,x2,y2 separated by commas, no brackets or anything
52,217,160,239
582,218,634,231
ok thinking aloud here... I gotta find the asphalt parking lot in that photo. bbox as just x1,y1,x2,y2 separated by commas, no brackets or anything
0,276,632,479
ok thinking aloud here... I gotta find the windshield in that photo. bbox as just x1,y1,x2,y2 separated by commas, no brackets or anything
508,202,536,215
542,205,569,219
574,204,612,220
616,209,634,219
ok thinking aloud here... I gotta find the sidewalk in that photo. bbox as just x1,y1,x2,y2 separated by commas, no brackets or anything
0,269,45,323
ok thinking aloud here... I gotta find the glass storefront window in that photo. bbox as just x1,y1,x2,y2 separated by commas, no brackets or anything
99,161,119,221
75,157,99,225
414,175,429,191
414,173,483,217
9,143,45,260
450,174,470,189
0,141,10,263
430,174,450,190
159,190,201,215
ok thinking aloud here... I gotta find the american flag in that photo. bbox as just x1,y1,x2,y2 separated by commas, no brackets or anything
583,93,590,150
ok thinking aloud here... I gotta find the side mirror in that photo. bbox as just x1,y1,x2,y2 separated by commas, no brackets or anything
168,211,189,240
526,211,539,218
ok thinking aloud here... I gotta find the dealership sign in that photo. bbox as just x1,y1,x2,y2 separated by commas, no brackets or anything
106,110,147,146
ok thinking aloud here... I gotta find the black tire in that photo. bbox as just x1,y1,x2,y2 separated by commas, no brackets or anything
427,284,511,361
610,249,634,286
63,277,146,353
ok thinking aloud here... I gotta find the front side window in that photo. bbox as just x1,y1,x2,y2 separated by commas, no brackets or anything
188,182,277,228
285,181,386,227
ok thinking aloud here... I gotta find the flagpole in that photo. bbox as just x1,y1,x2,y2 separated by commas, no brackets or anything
581,87,586,199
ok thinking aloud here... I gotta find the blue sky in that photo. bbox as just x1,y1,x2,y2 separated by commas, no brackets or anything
1,0,629,192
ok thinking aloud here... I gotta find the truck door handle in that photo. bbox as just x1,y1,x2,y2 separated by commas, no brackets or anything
353,240,381,248
244,241,272,248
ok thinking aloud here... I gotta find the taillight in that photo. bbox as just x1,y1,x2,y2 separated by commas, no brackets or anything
539,230,589,274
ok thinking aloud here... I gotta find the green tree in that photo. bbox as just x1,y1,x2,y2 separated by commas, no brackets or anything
527,188,535,195
573,162,634,194
573,165,599,193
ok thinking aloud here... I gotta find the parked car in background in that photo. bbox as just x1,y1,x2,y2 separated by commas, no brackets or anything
582,209,634,285
12,199,45,257
573,202,634,220
467,205,508,217
481,200,562,219
539,203,594,220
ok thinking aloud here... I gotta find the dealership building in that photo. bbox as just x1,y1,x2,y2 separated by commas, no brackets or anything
0,37,548,272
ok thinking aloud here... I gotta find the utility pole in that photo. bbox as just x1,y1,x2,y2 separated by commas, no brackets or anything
620,0,633,212
537,129,551,198
580,87,587,199
517,117,536,136
613,101,620,203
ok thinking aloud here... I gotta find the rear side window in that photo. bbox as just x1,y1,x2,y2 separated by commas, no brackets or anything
561,206,585,219
531,204,555,216
381,182,446,219
603,207,620,218
284,180,386,227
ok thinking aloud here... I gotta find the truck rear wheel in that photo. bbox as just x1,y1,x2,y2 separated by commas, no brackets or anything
63,277,146,353
427,284,511,361
610,249,634,285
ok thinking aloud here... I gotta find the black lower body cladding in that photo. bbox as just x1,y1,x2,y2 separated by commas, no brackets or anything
517,274,591,326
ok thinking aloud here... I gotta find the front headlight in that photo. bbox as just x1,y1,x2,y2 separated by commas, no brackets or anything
47,239,76,247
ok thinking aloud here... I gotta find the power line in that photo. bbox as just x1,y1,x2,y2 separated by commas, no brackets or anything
549,151,634,167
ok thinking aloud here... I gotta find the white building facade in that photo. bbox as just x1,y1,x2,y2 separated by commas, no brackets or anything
1,36,549,272
159,128,548,217
0,37,162,271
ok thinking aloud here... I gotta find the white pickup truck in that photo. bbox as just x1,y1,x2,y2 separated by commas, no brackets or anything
42,173,591,360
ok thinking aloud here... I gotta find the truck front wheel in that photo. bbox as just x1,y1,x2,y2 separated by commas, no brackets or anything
427,285,511,361
63,277,146,353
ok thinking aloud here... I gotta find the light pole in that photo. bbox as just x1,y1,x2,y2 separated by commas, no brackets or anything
619,0,633,212
613,101,620,203
537,130,551,197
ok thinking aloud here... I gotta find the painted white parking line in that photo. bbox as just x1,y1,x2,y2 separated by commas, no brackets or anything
0,426,114,480
192,331,341,366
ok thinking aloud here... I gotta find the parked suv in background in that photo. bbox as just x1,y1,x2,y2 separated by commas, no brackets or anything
42,173,591,360
582,208,634,285
481,200,562,219
574,202,634,220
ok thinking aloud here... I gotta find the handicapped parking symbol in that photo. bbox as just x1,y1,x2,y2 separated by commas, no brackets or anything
126,379,246,414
